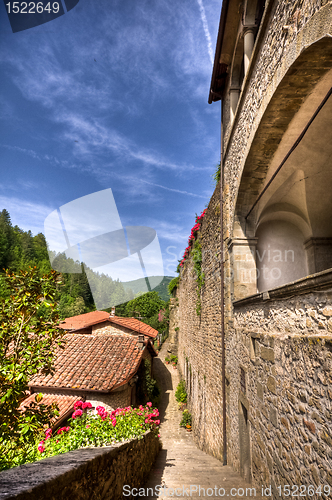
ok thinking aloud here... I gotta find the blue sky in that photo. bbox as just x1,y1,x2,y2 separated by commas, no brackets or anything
0,0,221,277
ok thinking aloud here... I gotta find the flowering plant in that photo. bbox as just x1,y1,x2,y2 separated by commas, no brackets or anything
36,402,160,461
179,210,206,268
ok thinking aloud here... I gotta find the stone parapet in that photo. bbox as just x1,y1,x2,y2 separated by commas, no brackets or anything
0,431,160,500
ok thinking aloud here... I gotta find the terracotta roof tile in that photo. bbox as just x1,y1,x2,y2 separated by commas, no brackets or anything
59,311,110,330
59,311,159,339
19,393,79,423
29,334,144,392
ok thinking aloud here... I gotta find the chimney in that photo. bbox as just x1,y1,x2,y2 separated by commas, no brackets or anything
110,306,115,317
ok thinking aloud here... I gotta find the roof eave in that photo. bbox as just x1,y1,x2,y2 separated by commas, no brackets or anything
208,0,230,104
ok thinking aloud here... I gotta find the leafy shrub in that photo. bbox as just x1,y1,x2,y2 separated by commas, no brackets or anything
0,267,64,470
168,276,180,296
175,380,187,404
180,409,192,427
170,355,178,365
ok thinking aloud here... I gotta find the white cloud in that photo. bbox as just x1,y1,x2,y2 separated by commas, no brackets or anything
0,196,54,235
196,0,214,65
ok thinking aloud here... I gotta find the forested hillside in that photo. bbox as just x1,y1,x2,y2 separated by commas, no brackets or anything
0,209,170,323
0,209,134,318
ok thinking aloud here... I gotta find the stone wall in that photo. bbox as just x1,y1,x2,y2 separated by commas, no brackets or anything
0,431,160,500
85,384,132,412
168,296,180,352
229,282,332,496
92,322,133,336
177,186,224,459
175,227,332,495
223,1,332,227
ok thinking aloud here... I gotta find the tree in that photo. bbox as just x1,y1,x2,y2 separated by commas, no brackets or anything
124,291,169,331
0,267,64,469
0,209,13,270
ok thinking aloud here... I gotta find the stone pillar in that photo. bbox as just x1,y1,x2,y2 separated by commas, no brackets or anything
230,87,240,124
244,29,255,75
228,237,258,300
304,238,332,274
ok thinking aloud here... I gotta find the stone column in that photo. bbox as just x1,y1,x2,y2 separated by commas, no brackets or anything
230,87,240,124
304,238,332,274
244,29,255,75
228,237,258,300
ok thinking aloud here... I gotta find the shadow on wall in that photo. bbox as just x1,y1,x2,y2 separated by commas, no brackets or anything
152,357,173,423
255,220,307,292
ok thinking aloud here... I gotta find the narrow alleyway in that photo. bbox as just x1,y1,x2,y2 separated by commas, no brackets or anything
144,340,265,500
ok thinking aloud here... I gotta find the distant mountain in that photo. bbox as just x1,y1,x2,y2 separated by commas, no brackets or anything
122,276,173,301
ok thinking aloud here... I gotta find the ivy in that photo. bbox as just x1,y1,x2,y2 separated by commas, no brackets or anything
168,276,180,296
192,240,204,315
212,162,221,185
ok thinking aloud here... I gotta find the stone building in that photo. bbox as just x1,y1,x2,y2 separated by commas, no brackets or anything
59,310,159,341
174,0,332,496
21,330,157,428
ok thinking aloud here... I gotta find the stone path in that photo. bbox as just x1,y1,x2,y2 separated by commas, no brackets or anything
144,340,265,500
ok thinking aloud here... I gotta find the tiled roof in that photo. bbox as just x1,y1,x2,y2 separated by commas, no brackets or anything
29,334,144,392
19,393,79,423
59,310,110,330
109,316,158,338
59,311,159,339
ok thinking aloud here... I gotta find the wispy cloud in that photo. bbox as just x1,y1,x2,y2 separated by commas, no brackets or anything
196,0,214,65
137,179,207,199
57,112,208,175
0,196,54,235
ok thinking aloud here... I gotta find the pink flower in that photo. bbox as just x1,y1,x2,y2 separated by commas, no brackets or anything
45,428,52,440
82,402,92,409
57,426,70,435
72,409,83,419
56,440,59,444
146,402,152,408
74,401,83,409
158,434,161,437
154,420,160,425
86,425,90,429
112,418,116,427
145,418,149,424
38,441,45,453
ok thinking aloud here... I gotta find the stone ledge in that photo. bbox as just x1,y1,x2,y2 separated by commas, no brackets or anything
233,268,332,308
0,431,160,500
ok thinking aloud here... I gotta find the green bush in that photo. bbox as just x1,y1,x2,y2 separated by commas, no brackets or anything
175,380,187,404
180,409,192,427
168,276,180,295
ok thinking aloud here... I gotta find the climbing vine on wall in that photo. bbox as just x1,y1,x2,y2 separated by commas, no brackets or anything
192,239,204,316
